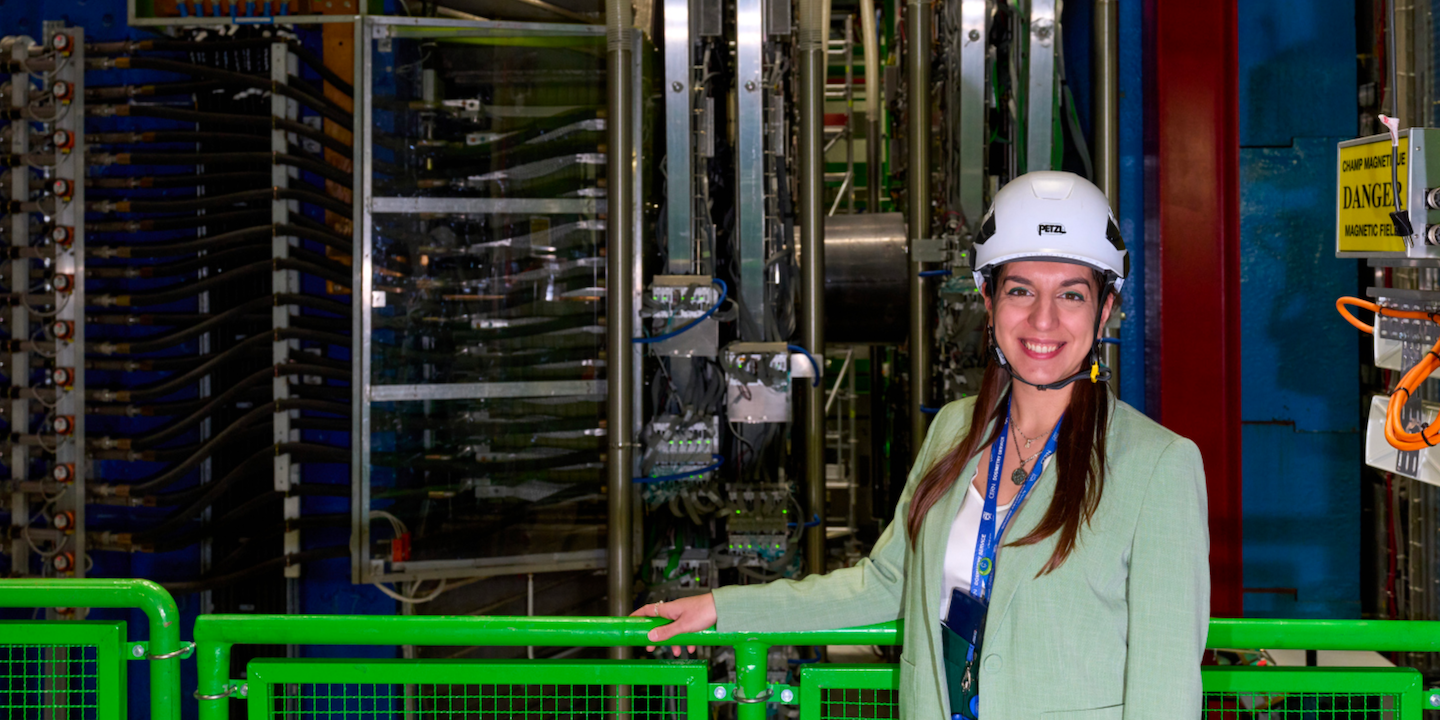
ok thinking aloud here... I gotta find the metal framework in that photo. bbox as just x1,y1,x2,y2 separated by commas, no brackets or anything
4,579,1440,720
189,614,1440,720
1150,0,1243,617
350,16,640,586
0,578,186,720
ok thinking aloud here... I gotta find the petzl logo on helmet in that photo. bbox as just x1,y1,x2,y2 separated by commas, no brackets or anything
1038,224,1067,235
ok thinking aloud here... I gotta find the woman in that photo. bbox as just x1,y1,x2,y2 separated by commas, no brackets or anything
635,171,1209,720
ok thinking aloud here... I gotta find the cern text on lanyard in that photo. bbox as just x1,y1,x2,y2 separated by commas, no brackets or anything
969,399,1064,603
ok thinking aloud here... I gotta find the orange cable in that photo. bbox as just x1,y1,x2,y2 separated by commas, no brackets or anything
1339,296,1440,451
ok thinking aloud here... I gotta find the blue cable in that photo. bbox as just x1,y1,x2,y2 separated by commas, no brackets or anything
787,344,821,387
633,454,724,484
1099,337,1121,345
787,513,821,529
918,269,953,278
632,278,728,345
920,405,942,415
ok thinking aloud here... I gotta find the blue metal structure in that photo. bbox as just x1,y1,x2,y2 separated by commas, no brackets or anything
1237,0,1361,618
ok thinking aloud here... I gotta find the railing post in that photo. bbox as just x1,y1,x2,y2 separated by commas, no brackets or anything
0,578,182,720
734,639,771,720
194,638,233,720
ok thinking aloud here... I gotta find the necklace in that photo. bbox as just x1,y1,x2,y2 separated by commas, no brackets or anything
1013,421,1039,450
1009,422,1044,486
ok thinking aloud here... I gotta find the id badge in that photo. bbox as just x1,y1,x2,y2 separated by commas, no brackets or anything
942,589,988,720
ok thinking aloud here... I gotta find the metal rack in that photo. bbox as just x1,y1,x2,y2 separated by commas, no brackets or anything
351,16,642,586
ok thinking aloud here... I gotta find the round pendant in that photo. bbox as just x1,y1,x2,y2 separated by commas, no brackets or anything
1011,467,1028,486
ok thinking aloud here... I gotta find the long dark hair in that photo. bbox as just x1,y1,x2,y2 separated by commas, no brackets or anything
904,268,1112,575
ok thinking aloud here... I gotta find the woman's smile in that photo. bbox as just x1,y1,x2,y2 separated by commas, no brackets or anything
1018,338,1065,359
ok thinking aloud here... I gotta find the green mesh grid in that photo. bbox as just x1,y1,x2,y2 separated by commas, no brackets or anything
0,643,101,719
266,682,694,720
818,687,899,720
1203,691,1399,718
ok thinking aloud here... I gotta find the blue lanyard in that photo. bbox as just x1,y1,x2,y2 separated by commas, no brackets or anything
968,398,1063,602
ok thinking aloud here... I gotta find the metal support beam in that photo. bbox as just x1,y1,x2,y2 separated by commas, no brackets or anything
957,0,985,225
6,34,32,574
271,43,302,590
664,0,694,272
50,25,85,582
606,0,637,658
736,0,766,333
860,0,880,212
799,0,827,576
1151,0,1242,617
1093,0,1120,393
1025,0,1057,172
907,0,933,457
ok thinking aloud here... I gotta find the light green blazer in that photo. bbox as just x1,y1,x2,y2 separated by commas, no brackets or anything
712,396,1209,719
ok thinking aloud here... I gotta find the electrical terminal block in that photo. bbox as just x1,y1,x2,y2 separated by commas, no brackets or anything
641,275,721,357
649,547,718,599
723,342,791,423
648,414,721,464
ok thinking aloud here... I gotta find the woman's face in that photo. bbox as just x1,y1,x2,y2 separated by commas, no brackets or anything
983,260,1114,386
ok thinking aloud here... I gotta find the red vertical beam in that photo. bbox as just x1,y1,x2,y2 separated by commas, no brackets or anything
1152,0,1243,617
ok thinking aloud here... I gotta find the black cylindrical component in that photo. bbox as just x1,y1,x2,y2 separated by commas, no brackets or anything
824,213,909,343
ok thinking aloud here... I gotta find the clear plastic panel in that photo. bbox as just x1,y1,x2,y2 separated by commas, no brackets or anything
362,22,611,575
369,396,605,565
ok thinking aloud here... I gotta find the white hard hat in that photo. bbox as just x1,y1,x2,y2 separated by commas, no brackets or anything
970,171,1129,295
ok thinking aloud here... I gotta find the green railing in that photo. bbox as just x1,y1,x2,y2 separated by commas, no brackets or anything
0,578,185,720
3,579,1439,719
194,614,1440,720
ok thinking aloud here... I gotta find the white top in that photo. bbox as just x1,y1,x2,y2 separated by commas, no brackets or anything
939,477,1015,619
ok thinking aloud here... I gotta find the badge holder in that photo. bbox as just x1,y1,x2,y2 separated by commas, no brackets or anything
943,588,988,720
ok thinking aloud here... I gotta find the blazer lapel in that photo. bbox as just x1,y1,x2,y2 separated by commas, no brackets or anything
921,451,984,670
984,458,1059,634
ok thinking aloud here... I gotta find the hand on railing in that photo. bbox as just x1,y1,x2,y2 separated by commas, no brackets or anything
630,593,717,655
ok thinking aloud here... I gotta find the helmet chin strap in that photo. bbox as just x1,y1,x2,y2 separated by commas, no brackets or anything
988,294,1112,391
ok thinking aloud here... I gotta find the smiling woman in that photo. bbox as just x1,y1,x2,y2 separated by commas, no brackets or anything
632,172,1209,720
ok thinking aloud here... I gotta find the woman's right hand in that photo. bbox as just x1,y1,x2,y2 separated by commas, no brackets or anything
629,593,717,655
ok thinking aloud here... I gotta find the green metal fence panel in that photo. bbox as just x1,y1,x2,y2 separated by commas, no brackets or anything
0,578,184,720
800,660,1427,719
0,621,127,720
243,658,712,720
194,614,1440,720
798,664,899,720
1202,666,1423,719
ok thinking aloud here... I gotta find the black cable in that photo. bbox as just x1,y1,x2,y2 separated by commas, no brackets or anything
159,545,349,595
98,104,353,159
88,131,272,148
91,422,274,464
88,172,272,189
109,57,352,130
85,80,224,100
102,152,351,187
98,293,349,355
88,245,269,279
99,186,352,217
122,364,350,450
94,222,353,258
89,208,271,234
124,398,348,493
290,215,354,247
136,442,350,542
89,38,355,97
99,257,351,307
147,503,351,554
147,442,349,507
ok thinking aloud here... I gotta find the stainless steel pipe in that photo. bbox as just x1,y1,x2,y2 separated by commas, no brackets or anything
1093,0,1120,390
799,0,828,577
605,0,635,658
907,0,933,459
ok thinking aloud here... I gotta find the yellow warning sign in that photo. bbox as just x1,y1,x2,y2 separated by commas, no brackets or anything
1337,137,1408,253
